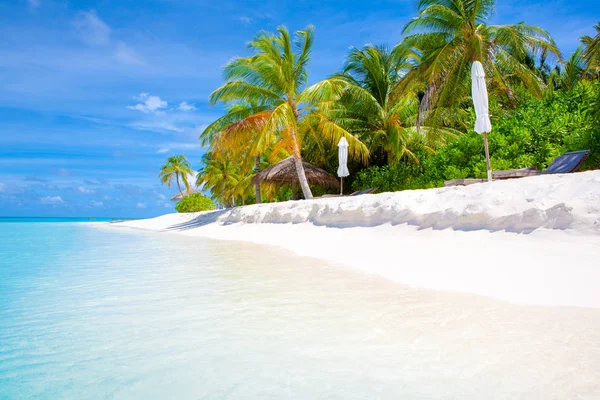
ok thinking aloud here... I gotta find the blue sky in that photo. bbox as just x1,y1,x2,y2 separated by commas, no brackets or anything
1,0,598,218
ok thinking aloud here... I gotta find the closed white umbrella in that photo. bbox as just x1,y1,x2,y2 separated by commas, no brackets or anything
337,137,349,195
471,61,493,182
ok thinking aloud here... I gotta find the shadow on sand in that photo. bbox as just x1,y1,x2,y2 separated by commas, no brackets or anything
163,210,231,232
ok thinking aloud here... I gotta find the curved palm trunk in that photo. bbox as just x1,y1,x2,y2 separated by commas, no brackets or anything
254,156,261,204
290,129,313,199
176,173,183,196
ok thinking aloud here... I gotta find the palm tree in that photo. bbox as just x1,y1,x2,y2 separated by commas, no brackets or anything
204,25,368,199
400,0,561,115
159,155,194,197
581,22,600,79
333,44,456,164
201,101,270,204
549,47,585,91
196,152,239,208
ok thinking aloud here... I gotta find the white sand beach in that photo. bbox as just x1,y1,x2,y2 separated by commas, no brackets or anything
113,171,600,308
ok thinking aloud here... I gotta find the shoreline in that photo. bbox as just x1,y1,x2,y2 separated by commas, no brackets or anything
110,171,600,309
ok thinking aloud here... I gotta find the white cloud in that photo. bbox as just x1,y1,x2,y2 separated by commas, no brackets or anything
155,142,202,154
103,195,111,201
154,191,166,200
156,142,202,154
114,41,143,65
40,196,63,204
128,93,168,114
74,10,111,47
238,16,252,25
129,120,185,133
28,0,40,10
136,202,147,208
0,183,4,192
54,168,71,177
77,186,95,194
90,200,103,207
164,202,172,208
178,102,196,111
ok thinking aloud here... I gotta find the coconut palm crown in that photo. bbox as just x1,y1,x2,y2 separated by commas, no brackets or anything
159,155,194,197
400,0,561,115
581,22,600,79
333,44,456,164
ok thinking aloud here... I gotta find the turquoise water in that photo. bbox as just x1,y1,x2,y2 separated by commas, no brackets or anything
1,221,600,399
0,217,130,223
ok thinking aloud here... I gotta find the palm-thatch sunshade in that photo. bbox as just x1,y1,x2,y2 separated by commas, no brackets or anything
252,156,339,191
170,186,199,201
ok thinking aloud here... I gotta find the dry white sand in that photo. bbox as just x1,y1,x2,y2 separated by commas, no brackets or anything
113,171,600,308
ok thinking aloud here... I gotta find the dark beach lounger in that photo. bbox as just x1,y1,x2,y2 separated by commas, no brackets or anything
349,188,376,196
317,187,377,198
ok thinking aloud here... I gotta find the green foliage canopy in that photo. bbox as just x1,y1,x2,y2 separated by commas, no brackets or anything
175,193,216,213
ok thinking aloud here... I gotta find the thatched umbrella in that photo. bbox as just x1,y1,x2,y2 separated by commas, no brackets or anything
252,156,339,198
170,186,199,201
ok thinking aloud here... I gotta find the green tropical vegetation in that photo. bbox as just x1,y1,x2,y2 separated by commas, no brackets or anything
175,193,215,213
159,1,600,208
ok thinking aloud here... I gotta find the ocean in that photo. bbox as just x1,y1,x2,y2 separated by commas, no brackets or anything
1,219,599,399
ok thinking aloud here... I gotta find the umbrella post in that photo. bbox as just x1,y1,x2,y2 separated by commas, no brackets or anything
483,131,492,182
340,177,343,195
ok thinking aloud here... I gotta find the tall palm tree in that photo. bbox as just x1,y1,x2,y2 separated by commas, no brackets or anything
196,152,239,208
201,101,270,204
333,44,456,164
159,155,194,197
204,25,368,199
581,22,600,79
400,0,561,115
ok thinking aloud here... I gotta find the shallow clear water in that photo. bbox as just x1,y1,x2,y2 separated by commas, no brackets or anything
1,221,599,399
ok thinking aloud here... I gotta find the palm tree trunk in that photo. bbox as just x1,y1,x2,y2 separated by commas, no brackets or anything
176,173,183,196
221,182,226,208
254,156,261,204
290,129,313,199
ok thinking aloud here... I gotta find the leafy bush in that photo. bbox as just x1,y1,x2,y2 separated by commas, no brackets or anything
353,82,600,193
175,193,215,213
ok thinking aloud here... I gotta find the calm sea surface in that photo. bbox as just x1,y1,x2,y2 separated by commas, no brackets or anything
1,220,599,399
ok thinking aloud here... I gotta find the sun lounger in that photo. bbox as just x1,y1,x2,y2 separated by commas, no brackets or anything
317,188,377,198
445,150,591,187
350,188,376,196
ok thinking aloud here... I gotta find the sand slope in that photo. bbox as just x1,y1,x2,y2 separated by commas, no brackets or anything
114,171,600,308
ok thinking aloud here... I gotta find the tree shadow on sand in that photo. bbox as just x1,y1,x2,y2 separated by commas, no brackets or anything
163,210,231,231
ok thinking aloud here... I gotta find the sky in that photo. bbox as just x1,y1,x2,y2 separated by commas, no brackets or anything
0,0,598,218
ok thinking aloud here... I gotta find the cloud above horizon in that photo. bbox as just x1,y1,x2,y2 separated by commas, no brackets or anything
40,196,64,204
178,102,196,111
74,10,111,47
114,41,144,65
128,93,168,114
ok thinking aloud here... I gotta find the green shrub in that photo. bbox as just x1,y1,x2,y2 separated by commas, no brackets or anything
352,82,600,193
175,193,215,213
